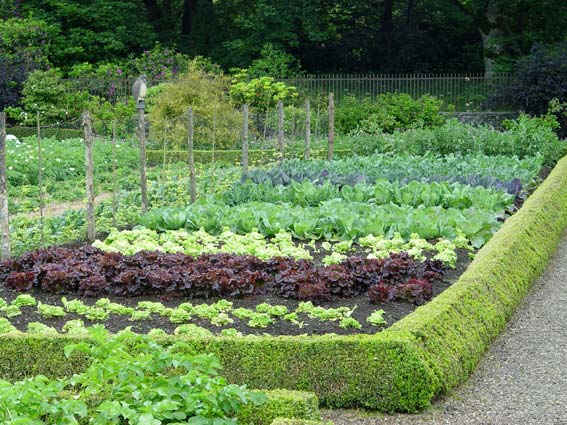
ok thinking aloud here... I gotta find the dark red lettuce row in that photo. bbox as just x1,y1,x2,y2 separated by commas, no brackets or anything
0,246,444,303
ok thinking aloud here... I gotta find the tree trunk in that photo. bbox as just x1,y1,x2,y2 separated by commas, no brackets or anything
181,0,198,36
381,0,395,58
143,0,163,32
478,0,504,78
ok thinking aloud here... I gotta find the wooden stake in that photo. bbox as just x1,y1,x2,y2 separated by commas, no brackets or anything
82,111,96,241
242,104,249,181
137,104,148,213
111,121,117,227
305,99,311,160
187,108,196,203
36,111,44,247
328,93,335,160
0,112,10,260
277,100,284,162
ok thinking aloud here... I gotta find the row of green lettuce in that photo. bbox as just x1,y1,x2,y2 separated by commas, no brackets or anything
93,227,469,267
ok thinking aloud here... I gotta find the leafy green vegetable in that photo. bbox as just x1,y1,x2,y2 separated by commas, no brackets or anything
367,309,387,327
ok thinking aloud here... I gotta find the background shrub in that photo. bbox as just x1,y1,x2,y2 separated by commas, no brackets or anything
148,62,241,150
335,93,446,135
490,42,567,136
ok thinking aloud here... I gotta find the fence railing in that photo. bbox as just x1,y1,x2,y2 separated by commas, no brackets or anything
63,73,512,112
281,73,512,111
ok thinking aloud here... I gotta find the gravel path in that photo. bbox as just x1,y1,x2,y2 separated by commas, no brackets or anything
323,233,567,425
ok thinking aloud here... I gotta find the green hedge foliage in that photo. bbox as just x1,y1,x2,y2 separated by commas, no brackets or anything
240,390,321,424
389,152,567,395
271,419,333,425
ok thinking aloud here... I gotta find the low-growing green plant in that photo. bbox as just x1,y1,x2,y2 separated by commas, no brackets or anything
174,324,213,337
27,322,59,335
248,313,274,329
232,307,255,320
191,304,219,319
37,302,66,319
211,313,234,327
268,305,289,317
62,298,89,314
137,301,167,314
366,309,387,327
255,303,272,314
0,326,266,423
169,309,192,324
105,302,136,316
322,252,347,265
220,328,242,337
338,317,362,330
147,328,168,338
84,307,109,321
212,300,234,312
62,319,87,335
0,318,17,334
12,294,37,307
129,310,152,321
1,305,21,318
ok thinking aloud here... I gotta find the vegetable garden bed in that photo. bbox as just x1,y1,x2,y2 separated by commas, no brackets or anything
1,143,564,413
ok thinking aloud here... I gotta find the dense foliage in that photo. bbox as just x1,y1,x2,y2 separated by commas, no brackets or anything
335,93,446,134
246,153,541,193
3,0,565,75
344,116,565,166
0,326,265,423
490,42,567,136
0,246,443,303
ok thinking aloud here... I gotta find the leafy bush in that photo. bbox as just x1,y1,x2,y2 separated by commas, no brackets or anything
490,42,567,135
0,17,56,65
335,93,446,134
0,326,265,423
230,69,298,109
149,62,241,150
5,69,90,124
244,43,302,79
0,56,37,111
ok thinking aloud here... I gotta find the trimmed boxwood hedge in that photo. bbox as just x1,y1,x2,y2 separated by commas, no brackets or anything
240,389,320,424
146,147,352,165
389,153,567,395
0,155,566,412
271,419,333,425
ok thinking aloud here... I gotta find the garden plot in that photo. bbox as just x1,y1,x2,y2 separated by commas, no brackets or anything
0,152,542,338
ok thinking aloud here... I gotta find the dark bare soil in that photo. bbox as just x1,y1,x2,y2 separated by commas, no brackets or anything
0,249,472,336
